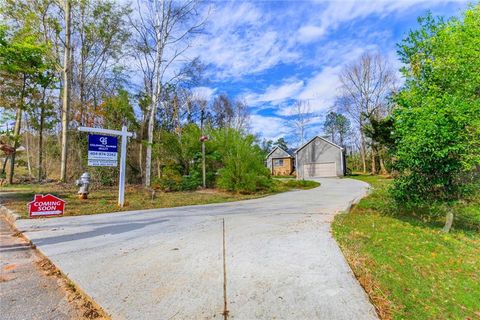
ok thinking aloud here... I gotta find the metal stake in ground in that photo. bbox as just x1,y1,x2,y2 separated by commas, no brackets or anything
78,126,134,207
222,218,229,319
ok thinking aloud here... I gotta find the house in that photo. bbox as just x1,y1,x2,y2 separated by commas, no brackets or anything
265,146,295,176
295,136,345,179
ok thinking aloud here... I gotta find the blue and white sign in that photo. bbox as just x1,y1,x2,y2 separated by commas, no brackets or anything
88,134,118,167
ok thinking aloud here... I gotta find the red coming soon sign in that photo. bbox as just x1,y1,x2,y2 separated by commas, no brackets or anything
28,194,65,218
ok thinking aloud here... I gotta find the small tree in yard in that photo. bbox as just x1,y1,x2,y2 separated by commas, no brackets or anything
393,7,480,232
213,128,271,193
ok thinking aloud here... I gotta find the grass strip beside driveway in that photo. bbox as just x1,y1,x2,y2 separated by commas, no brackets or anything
0,179,319,218
332,175,480,320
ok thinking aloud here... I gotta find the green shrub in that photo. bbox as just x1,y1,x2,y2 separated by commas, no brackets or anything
153,167,182,192
152,167,201,192
91,167,117,186
180,170,201,191
212,128,272,193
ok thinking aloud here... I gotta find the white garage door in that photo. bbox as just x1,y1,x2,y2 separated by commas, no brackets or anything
303,162,336,178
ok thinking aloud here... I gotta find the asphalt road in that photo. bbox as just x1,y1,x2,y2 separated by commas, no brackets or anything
16,178,377,320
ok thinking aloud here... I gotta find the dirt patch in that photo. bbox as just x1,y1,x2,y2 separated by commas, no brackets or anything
196,188,223,194
3,264,17,271
35,258,108,319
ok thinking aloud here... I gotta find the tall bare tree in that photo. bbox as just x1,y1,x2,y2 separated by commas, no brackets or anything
336,53,396,174
289,100,313,146
131,0,205,187
73,0,131,125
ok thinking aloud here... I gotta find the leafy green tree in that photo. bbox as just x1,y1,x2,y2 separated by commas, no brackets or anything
393,6,480,231
273,137,288,150
0,25,50,183
27,69,57,181
364,117,394,174
323,111,351,146
102,89,137,130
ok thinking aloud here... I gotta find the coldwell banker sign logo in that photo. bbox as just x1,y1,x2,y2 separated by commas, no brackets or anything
28,194,65,218
88,134,118,167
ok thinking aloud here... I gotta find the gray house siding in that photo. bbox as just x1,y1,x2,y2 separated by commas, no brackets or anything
266,147,291,171
296,137,344,179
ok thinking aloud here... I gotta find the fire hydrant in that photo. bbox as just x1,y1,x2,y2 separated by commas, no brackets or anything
76,172,90,199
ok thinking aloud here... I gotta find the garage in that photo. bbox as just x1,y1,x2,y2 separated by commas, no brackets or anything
303,162,337,178
295,136,345,179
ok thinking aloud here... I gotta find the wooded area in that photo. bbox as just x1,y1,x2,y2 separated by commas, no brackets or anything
0,0,270,193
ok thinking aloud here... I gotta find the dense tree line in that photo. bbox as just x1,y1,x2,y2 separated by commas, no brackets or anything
0,0,269,193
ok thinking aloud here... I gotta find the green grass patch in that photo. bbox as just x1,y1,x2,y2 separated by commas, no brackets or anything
333,175,480,319
270,179,320,192
0,184,267,218
0,179,319,218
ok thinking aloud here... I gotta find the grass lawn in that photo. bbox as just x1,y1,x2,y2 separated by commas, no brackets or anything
332,175,480,319
0,179,319,219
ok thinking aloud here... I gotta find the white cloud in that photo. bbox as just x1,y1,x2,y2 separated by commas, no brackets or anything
245,80,304,106
249,114,291,141
297,66,341,110
189,2,300,79
297,0,461,43
297,25,327,43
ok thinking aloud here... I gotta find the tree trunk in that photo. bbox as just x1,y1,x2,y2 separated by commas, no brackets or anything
371,148,377,175
2,156,9,176
379,154,387,175
442,209,454,233
144,97,156,187
360,130,367,174
60,0,72,182
201,109,206,188
25,129,32,178
8,76,27,184
138,116,145,181
8,107,22,184
145,4,165,187
38,96,45,182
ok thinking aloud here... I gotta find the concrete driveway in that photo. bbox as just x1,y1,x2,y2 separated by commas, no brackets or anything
15,178,377,320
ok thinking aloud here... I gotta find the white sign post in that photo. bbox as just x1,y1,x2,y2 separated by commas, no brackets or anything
78,126,133,207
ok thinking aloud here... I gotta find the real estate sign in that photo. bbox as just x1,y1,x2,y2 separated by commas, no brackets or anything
88,134,118,167
28,194,65,218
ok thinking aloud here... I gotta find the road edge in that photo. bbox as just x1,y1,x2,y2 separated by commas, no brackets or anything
0,206,111,320
330,179,382,319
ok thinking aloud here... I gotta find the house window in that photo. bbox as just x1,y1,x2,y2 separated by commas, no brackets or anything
274,159,284,166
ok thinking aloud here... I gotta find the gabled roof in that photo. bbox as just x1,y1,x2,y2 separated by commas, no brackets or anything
295,136,344,154
286,148,297,157
29,194,66,204
266,146,294,159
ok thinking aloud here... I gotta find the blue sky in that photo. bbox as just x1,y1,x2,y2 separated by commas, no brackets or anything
185,0,469,145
